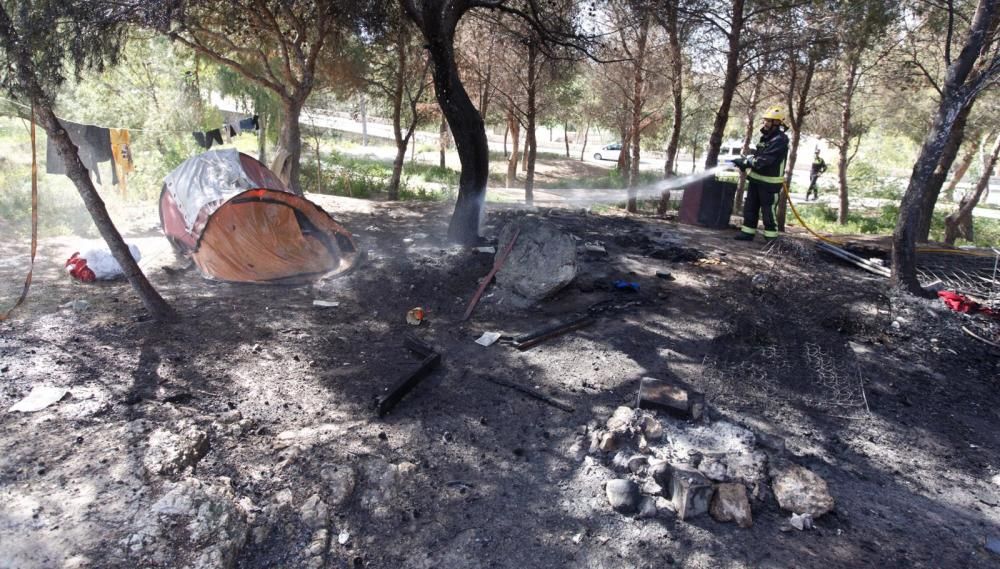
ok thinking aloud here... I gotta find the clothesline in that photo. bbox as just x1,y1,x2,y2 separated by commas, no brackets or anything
0,95,253,135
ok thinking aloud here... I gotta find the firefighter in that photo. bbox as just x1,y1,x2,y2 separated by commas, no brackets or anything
806,147,827,201
732,106,790,242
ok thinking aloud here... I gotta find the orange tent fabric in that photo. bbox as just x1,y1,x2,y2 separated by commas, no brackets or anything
159,151,358,283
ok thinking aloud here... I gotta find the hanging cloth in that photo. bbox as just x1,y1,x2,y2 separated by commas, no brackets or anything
109,128,133,196
46,120,117,185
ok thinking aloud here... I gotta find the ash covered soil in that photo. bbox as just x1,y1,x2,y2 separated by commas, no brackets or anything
1,196,998,569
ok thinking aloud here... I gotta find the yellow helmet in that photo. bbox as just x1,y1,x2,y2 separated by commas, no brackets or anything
762,106,786,124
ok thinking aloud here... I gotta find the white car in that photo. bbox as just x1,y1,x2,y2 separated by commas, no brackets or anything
717,141,745,166
593,143,623,161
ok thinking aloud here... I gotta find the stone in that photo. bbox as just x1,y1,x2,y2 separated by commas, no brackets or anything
649,462,672,493
710,483,753,528
359,458,414,518
307,528,329,556
641,479,664,496
127,478,248,569
144,425,210,476
771,463,835,517
606,406,635,433
495,218,578,302
698,456,728,482
671,468,715,520
300,494,329,529
789,512,813,531
756,432,786,455
725,451,769,486
986,536,1000,556
638,377,705,420
638,415,663,440
605,479,641,514
637,496,657,519
627,455,649,475
321,465,357,507
598,432,619,452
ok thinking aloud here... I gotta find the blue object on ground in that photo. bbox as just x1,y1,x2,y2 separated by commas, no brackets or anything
613,280,640,292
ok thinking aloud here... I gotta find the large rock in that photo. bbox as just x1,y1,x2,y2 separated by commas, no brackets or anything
495,218,577,302
771,463,835,517
125,478,248,569
710,483,753,528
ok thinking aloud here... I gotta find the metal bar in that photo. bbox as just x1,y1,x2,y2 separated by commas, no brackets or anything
377,340,442,417
462,228,521,321
482,375,575,413
513,315,595,351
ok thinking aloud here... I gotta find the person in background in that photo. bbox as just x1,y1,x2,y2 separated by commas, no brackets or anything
732,106,790,242
806,147,827,201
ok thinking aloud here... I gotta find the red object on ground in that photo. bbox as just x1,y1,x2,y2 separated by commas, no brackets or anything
937,290,997,317
65,252,96,283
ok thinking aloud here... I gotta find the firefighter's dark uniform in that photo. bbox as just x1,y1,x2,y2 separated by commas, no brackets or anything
739,129,789,239
807,156,826,200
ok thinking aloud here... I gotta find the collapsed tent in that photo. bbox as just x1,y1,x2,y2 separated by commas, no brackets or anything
159,149,358,283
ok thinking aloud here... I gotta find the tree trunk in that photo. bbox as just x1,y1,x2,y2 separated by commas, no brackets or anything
705,0,745,168
917,102,973,241
503,123,508,157
360,94,368,146
258,113,267,165
388,29,409,200
439,115,448,168
564,121,570,158
944,132,1000,244
735,71,764,214
506,110,520,187
892,0,997,296
524,42,538,206
778,50,817,230
945,135,980,202
837,57,859,225
579,120,590,161
627,13,649,213
657,2,684,215
521,133,529,171
618,127,631,174
277,97,305,195
418,16,489,244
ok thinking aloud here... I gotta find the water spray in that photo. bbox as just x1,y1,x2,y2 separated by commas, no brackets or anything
526,165,736,207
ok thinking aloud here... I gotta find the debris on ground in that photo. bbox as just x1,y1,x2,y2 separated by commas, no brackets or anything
312,300,339,308
8,386,70,412
376,337,441,417
474,331,502,346
405,307,425,326
638,377,705,420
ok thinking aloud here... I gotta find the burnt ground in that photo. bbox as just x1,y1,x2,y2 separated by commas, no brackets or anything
0,196,999,569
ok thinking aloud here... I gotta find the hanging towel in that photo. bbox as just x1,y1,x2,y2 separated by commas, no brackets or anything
109,129,133,193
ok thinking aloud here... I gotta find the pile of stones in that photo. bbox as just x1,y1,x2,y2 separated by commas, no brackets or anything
590,398,834,529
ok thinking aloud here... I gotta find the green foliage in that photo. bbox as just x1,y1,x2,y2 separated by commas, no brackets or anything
846,160,905,200
793,202,999,247
299,150,452,201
